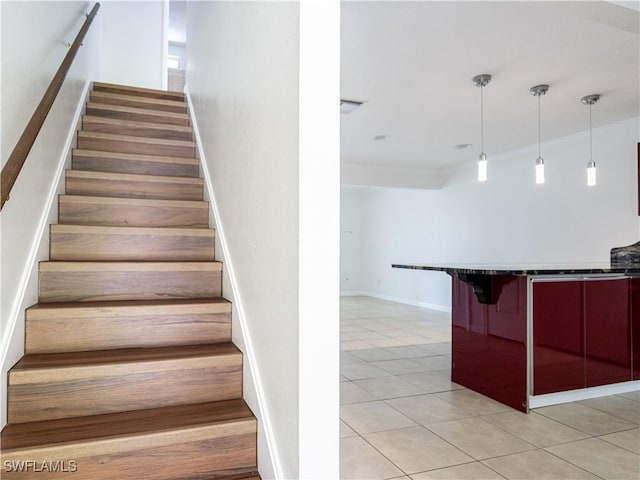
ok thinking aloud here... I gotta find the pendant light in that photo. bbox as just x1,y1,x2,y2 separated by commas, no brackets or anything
472,74,491,182
581,94,600,186
529,84,549,184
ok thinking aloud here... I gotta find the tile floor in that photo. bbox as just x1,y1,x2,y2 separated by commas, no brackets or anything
340,296,640,480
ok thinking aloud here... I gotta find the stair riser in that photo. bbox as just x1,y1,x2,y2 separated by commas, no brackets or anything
86,105,189,126
66,174,204,201
0,431,256,479
72,152,199,177
77,136,195,159
89,92,187,114
59,200,208,228
26,311,231,354
93,83,185,101
8,360,242,423
39,269,221,303
82,119,193,141
50,230,215,261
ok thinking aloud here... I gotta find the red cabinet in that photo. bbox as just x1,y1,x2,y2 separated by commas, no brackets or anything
533,278,633,395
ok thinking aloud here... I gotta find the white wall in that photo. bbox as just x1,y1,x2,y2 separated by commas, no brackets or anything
186,1,339,478
340,188,364,293
347,118,640,311
0,0,102,428
100,0,164,89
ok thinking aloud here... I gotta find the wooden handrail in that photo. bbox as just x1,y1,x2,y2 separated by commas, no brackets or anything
0,3,101,210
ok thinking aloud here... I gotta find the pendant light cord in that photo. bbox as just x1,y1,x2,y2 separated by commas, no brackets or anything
589,103,593,162
537,94,541,157
480,85,484,153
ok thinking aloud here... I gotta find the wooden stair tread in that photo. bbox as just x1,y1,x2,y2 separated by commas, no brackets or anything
27,297,230,313
39,261,221,272
78,130,195,148
66,169,203,185
1,398,253,452
72,148,198,165
11,343,239,372
93,81,185,100
59,194,207,208
86,102,189,120
51,224,214,237
90,91,187,109
83,115,193,132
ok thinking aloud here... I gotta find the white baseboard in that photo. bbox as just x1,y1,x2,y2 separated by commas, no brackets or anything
184,89,282,479
529,381,640,409
344,291,452,313
0,80,91,425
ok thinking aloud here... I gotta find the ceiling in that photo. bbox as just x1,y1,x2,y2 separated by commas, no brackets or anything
340,1,640,171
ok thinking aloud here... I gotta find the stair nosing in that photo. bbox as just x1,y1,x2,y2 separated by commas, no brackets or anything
86,102,189,119
39,261,222,272
26,297,230,314
90,91,187,108
83,115,193,132
51,224,214,237
78,130,195,148
66,169,203,185
59,194,208,208
10,345,241,385
93,81,186,99
72,148,199,165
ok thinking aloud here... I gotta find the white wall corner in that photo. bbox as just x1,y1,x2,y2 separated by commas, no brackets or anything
184,89,282,479
341,161,444,189
362,291,452,313
0,79,92,428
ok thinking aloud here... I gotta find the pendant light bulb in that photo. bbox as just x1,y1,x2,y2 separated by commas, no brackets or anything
581,94,600,187
473,74,491,182
478,152,488,182
535,156,545,184
530,84,549,185
587,160,596,186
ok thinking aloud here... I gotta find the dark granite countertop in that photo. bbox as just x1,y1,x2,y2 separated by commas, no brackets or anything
391,263,640,276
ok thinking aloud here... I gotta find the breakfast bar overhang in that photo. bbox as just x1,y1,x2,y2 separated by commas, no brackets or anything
392,264,640,412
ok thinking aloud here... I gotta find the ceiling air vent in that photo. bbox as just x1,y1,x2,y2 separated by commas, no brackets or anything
340,98,365,114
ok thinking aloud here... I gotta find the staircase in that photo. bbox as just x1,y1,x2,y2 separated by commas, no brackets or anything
1,82,259,479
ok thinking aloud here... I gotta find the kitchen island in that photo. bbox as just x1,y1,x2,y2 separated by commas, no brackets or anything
392,263,640,412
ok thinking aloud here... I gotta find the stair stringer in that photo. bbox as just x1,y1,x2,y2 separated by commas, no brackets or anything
185,90,282,480
0,79,92,429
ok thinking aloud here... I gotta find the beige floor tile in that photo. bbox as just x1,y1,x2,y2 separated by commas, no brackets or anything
367,337,412,348
480,411,590,447
434,390,511,416
412,355,451,371
340,419,358,438
580,396,640,424
355,376,427,399
386,394,473,425
341,401,416,434
341,351,363,365
351,331,393,341
365,426,473,474
352,348,402,362
342,361,392,381
618,390,640,402
342,340,377,351
411,462,505,479
599,427,640,454
535,402,636,435
426,343,452,355
393,336,437,346
400,371,464,394
426,417,535,460
340,436,404,480
545,437,640,480
373,359,428,375
341,381,378,404
385,345,437,358
483,449,599,479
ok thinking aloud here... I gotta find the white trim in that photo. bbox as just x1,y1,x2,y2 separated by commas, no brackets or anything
184,89,283,479
529,381,640,409
355,291,452,313
0,79,91,380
